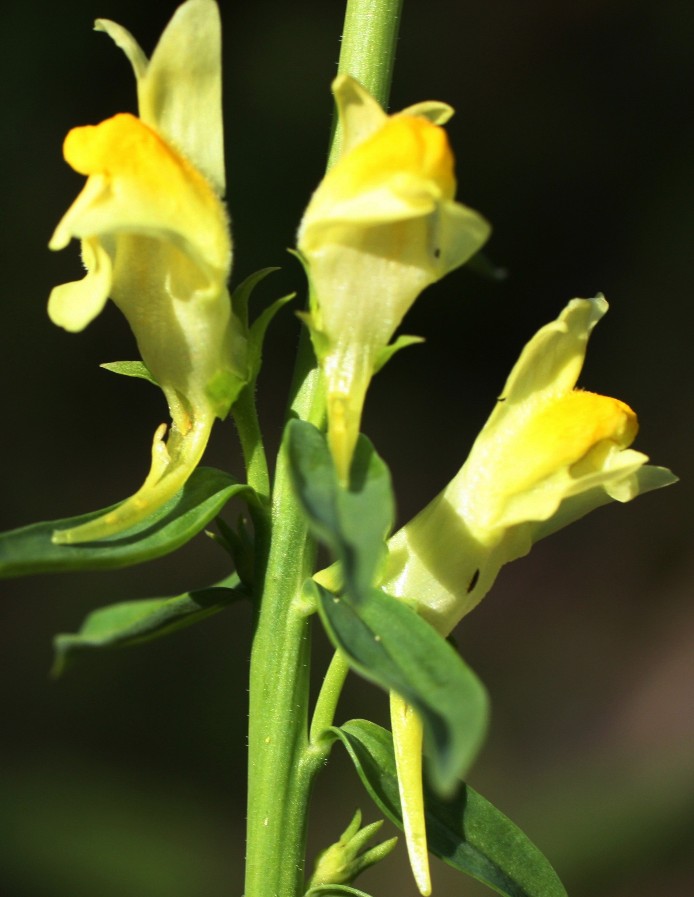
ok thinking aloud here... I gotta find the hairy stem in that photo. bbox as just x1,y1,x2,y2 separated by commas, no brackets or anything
328,0,405,166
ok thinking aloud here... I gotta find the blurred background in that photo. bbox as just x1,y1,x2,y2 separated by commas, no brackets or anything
1,0,692,894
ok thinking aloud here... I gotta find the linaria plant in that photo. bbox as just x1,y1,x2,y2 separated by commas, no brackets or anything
1,2,677,897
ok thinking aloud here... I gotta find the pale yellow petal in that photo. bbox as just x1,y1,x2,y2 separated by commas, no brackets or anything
492,296,608,416
332,74,388,158
47,237,112,332
398,101,455,125
94,18,148,80
531,463,677,543
138,0,225,194
95,2,224,194
432,200,491,278
301,181,438,248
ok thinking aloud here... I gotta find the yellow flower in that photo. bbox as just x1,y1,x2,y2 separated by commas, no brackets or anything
382,296,675,633
379,296,676,892
297,75,490,482
48,0,246,544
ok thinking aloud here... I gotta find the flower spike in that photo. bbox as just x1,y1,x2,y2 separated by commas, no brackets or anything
297,75,490,482
48,1,246,544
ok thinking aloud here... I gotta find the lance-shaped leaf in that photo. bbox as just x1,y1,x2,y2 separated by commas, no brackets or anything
313,581,488,796
52,573,246,676
286,420,393,595
0,468,250,578
330,720,567,897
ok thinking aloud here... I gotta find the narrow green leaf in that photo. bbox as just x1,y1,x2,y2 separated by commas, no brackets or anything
373,334,424,374
0,468,252,578
231,266,279,328
52,573,245,677
286,420,393,594
100,360,158,385
331,720,567,897
314,582,488,795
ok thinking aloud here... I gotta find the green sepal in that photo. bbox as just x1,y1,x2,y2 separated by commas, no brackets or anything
231,266,294,388
330,720,568,897
247,292,295,383
372,334,425,374
100,360,158,385
233,266,278,323
286,420,393,596
313,582,488,795
205,367,248,419
296,309,330,360
0,468,252,578
290,248,331,359
52,573,246,677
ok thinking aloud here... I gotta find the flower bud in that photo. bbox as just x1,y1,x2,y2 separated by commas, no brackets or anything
308,809,398,888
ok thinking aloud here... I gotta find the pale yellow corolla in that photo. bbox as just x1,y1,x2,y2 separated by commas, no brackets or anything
297,75,490,482
48,0,246,544
382,296,674,634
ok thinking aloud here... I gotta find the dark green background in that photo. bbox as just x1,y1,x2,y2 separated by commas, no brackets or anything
1,1,692,895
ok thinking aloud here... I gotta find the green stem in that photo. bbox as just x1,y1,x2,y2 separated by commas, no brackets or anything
328,0,405,166
244,1,404,895
232,386,270,501
309,651,351,745
244,385,323,897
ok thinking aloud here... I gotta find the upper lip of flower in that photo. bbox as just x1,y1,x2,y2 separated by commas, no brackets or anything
95,0,226,196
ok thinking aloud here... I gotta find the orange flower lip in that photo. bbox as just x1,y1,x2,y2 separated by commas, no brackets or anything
505,389,639,495
64,113,184,177
320,114,457,210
